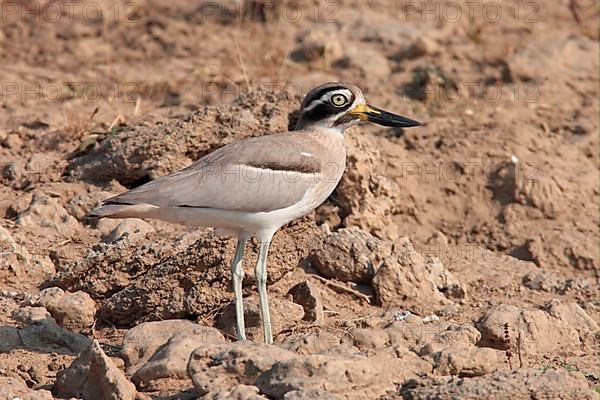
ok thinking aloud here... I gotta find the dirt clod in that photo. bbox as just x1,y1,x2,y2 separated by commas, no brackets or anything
311,227,391,283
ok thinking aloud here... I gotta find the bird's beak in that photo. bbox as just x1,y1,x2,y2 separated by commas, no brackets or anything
348,103,421,127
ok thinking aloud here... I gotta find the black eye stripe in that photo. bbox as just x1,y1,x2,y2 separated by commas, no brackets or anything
303,103,332,121
301,99,354,122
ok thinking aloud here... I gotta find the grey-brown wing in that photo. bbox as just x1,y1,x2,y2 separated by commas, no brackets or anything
104,133,325,212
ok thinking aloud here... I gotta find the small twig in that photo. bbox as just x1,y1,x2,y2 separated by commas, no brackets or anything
342,312,380,324
310,275,371,304
50,238,72,249
86,107,100,127
275,323,321,339
133,96,142,117
517,329,523,368
568,0,581,25
107,114,126,132
232,35,250,88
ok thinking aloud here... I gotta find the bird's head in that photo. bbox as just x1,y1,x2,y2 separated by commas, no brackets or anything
295,82,421,132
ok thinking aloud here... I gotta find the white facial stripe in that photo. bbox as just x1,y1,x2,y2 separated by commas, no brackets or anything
303,88,354,112
329,89,353,100
302,98,325,112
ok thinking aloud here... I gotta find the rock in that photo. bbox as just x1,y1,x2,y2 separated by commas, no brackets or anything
340,316,481,358
49,290,96,333
95,217,123,236
514,171,564,218
3,132,22,149
287,281,324,323
489,161,567,219
17,193,80,237
103,218,155,243
11,306,90,353
28,287,96,333
0,226,56,282
432,347,498,377
216,297,304,342
332,133,402,238
292,26,344,65
522,269,593,294
12,306,52,324
0,325,23,352
408,63,459,102
543,300,599,340
281,331,356,356
342,9,420,47
335,43,391,80
372,237,463,313
283,388,338,399
416,323,481,355
28,286,65,307
187,342,298,395
122,320,199,371
422,256,466,300
1,160,18,183
188,341,430,399
130,329,225,384
398,368,598,399
52,237,177,300
1,153,61,188
398,36,440,59
203,384,269,400
56,339,137,400
507,34,598,83
350,327,389,349
311,227,391,283
0,375,53,400
477,304,580,354
121,319,225,382
255,349,430,399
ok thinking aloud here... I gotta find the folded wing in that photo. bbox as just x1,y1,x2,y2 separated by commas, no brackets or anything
102,133,325,213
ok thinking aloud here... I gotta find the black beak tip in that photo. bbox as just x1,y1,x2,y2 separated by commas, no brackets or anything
386,116,422,128
365,105,422,128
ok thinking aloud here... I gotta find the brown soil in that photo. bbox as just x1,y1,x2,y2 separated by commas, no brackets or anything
0,0,598,399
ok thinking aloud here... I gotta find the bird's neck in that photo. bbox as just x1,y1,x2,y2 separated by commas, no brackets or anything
315,126,345,136
295,124,345,137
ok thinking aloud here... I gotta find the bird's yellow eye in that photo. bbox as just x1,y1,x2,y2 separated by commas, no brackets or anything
331,94,348,107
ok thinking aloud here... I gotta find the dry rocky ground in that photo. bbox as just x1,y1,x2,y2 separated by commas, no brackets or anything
0,0,599,399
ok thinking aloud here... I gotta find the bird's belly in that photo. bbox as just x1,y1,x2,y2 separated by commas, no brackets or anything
257,176,340,228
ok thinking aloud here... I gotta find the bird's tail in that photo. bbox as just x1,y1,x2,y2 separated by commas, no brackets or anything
87,203,157,219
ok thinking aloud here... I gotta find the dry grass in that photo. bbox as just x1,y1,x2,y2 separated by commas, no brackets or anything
61,106,99,139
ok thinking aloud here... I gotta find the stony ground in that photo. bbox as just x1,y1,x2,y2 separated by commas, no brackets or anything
0,0,599,399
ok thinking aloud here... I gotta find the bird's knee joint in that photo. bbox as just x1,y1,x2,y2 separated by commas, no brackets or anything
233,269,245,280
